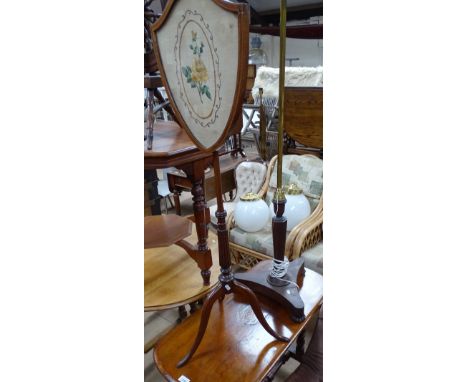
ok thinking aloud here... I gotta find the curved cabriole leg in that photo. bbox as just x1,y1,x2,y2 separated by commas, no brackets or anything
233,280,289,342
176,283,225,368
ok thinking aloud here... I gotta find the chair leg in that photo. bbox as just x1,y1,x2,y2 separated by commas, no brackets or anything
164,197,169,214
168,195,174,209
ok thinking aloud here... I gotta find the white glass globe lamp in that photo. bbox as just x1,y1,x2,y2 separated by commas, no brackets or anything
234,192,270,233
270,184,311,231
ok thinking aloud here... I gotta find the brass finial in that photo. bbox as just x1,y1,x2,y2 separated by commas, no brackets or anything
240,192,261,202
285,183,303,195
273,187,286,202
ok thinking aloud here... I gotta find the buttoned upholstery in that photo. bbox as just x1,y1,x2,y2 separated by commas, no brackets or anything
227,154,323,269
209,161,267,226
230,155,323,257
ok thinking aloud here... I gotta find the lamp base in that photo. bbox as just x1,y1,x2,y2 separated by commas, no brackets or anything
234,257,306,323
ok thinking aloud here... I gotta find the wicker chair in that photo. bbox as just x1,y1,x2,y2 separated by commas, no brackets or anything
227,154,323,270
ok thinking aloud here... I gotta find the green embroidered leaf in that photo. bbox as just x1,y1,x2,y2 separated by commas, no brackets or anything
199,46,203,54
200,85,206,95
182,66,188,77
189,44,193,50
205,88,211,100
186,66,192,74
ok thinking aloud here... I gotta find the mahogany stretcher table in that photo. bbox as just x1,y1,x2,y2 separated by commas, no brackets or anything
153,261,323,382
167,154,254,215
144,121,214,285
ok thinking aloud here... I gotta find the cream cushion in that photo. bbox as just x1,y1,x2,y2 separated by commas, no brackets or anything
302,241,323,275
230,155,323,257
210,161,267,225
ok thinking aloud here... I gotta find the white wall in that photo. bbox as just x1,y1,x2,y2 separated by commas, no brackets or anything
258,34,323,68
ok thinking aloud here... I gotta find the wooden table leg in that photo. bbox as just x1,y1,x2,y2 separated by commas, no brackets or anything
144,169,161,215
178,159,212,285
173,189,182,215
177,305,188,323
189,302,197,314
296,329,306,360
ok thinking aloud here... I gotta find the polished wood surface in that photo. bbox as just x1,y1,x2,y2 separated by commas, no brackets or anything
154,262,323,382
144,121,200,164
144,120,214,170
145,229,221,311
284,87,323,149
144,215,192,248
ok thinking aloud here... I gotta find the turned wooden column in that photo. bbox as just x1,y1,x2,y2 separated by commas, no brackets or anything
144,169,161,215
177,157,212,284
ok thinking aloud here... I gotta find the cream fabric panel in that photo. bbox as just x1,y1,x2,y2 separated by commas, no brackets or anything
157,0,239,149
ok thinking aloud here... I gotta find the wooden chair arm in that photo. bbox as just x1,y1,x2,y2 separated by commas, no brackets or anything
291,213,323,261
285,196,323,260
226,210,236,239
258,155,278,198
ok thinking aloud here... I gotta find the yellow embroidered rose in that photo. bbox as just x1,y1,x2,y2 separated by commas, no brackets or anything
191,58,208,83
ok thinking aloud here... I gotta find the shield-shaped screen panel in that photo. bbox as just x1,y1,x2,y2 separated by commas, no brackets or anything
153,0,248,151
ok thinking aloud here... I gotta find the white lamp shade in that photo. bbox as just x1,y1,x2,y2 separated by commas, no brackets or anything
270,193,311,231
234,199,270,233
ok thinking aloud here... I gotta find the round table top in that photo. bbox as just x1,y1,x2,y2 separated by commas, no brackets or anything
144,228,220,311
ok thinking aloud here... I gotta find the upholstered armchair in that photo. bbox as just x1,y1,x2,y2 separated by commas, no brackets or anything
227,154,323,272
209,160,267,226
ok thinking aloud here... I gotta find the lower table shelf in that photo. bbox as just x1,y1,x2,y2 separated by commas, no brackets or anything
145,229,221,311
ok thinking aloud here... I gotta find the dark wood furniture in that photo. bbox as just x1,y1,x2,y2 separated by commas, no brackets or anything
144,120,214,285
245,64,257,103
153,261,323,382
167,154,254,215
284,87,323,157
250,24,323,39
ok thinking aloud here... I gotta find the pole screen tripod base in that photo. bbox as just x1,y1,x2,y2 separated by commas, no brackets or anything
234,258,306,323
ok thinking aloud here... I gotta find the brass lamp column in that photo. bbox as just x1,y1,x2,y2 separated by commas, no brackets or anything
269,0,288,287
235,0,306,323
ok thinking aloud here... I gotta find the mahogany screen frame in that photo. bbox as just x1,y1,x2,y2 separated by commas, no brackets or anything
150,0,250,153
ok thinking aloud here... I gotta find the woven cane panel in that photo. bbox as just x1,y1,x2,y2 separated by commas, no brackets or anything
299,223,323,256
229,243,270,269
